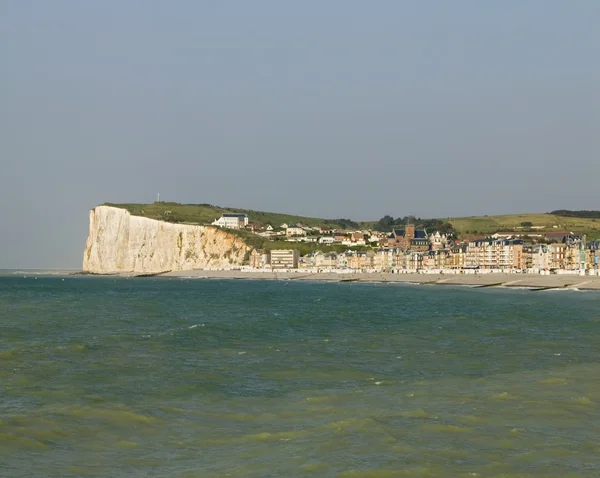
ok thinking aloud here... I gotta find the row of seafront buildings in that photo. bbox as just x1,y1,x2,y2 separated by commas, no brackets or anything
210,213,599,274
250,236,600,276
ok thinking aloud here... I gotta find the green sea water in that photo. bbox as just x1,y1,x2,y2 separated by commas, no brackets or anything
1,276,600,477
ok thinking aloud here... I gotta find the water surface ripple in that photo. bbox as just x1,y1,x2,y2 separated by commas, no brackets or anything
1,276,600,477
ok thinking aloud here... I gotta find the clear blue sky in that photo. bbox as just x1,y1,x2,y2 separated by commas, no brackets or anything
1,1,598,268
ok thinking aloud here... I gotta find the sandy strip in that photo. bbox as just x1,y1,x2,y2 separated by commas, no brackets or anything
160,270,600,290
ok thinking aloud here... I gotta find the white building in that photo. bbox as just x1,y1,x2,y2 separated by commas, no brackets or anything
211,213,249,229
531,244,550,272
319,236,335,244
270,249,299,269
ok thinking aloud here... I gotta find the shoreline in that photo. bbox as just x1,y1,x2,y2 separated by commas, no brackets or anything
159,269,600,291
5,268,600,291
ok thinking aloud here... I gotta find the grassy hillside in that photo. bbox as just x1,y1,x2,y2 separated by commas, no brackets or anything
103,202,361,229
448,213,600,238
228,229,368,255
103,203,600,240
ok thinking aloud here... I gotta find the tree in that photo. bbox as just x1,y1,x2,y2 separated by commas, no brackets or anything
375,215,395,232
438,222,455,235
521,221,533,228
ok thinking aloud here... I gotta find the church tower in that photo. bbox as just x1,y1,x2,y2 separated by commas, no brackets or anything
405,218,415,242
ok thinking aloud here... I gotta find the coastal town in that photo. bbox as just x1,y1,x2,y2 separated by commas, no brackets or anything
211,213,600,275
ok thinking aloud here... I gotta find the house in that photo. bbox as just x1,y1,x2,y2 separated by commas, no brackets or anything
350,232,366,245
286,225,306,237
492,232,519,240
211,213,249,229
300,252,317,268
545,232,573,243
319,236,335,244
299,236,318,243
245,222,264,232
270,249,299,269
367,234,383,245
315,252,338,268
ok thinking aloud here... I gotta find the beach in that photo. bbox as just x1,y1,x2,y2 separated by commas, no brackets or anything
161,269,600,290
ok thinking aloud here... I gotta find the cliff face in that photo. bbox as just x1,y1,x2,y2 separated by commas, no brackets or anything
83,206,250,274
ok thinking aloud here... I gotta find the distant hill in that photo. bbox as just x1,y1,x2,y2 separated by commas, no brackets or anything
103,202,361,230
447,213,600,238
550,210,600,219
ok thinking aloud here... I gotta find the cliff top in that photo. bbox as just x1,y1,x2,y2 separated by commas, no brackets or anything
102,203,600,239
102,202,363,230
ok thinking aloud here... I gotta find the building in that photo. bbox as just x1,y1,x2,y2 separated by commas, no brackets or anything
410,229,430,252
549,243,566,270
496,239,524,270
270,249,299,269
249,249,271,268
429,231,449,251
347,251,374,270
450,244,468,269
350,232,366,245
530,244,550,272
315,252,338,268
211,213,249,229
386,223,426,250
286,225,306,237
589,241,600,271
318,236,335,244
374,249,393,271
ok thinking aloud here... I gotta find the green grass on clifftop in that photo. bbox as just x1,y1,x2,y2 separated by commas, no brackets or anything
103,202,362,229
103,203,600,240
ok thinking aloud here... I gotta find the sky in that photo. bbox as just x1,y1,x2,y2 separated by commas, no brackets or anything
1,1,599,269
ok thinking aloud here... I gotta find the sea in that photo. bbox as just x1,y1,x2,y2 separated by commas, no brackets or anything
1,274,600,477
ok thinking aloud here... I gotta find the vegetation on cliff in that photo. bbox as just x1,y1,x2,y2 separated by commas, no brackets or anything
227,229,368,256
104,203,600,240
104,202,361,230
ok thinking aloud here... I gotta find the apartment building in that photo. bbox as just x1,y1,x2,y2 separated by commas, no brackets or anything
549,243,566,270
530,244,550,271
496,240,524,270
374,249,394,271
270,249,299,269
249,249,271,268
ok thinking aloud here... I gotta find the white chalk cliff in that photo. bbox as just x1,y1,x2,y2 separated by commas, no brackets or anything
83,206,250,274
